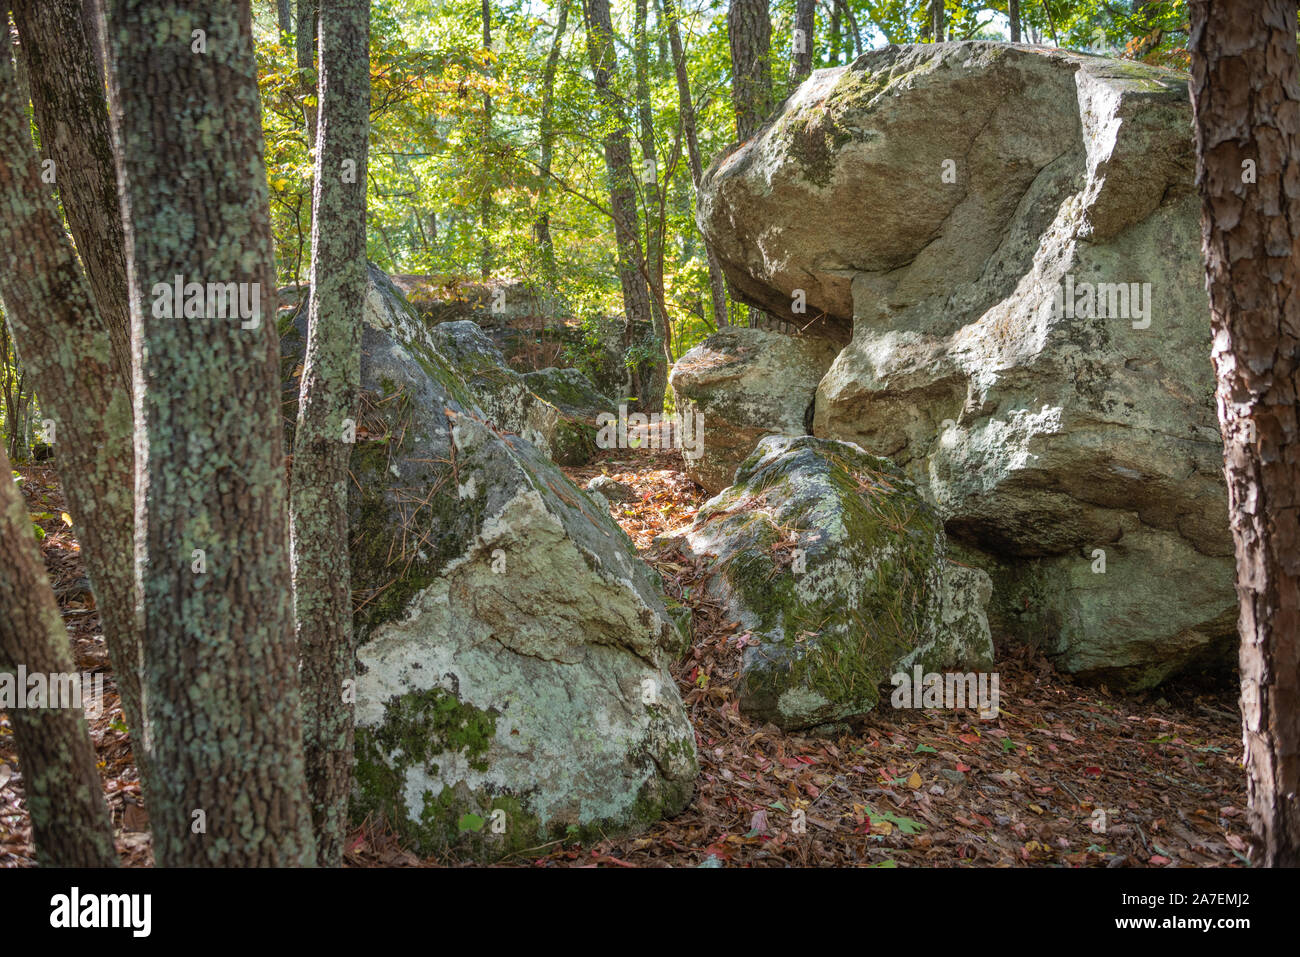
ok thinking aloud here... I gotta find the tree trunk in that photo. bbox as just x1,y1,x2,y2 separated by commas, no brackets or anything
277,0,294,48
790,0,815,84
535,0,570,279
105,0,316,867
1009,0,1021,42
635,0,671,397
297,0,320,150
729,0,781,330
728,0,773,142
0,22,148,801
932,0,945,42
12,0,133,393
663,0,729,328
0,444,117,867
582,0,659,410
1189,0,1300,867
829,0,842,66
291,0,369,869
480,0,493,279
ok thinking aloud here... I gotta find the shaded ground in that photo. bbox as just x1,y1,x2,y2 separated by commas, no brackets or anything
1,453,1252,868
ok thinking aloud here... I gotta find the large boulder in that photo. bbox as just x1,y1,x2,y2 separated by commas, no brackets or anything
675,435,993,731
669,327,840,493
282,268,697,860
697,43,1235,689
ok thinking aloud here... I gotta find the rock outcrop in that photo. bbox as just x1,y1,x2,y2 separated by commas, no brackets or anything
669,327,839,492
674,435,993,731
696,43,1235,689
428,320,612,466
282,268,697,859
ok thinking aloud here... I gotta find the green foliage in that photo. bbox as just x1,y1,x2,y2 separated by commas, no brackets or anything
252,0,1192,386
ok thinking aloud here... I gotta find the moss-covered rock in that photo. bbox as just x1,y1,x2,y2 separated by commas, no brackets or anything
283,266,698,861
428,321,610,466
675,435,993,730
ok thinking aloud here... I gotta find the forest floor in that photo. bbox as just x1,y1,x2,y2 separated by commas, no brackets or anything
1,453,1253,868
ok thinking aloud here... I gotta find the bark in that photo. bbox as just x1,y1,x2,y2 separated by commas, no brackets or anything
535,0,570,279
829,0,841,66
728,0,773,142
480,0,493,279
635,0,671,396
663,0,729,328
291,0,369,869
0,444,117,867
790,0,815,85
105,0,316,867
12,0,133,392
729,0,781,329
1189,0,1300,867
1009,0,1021,42
0,22,147,802
277,0,294,48
931,0,945,42
297,0,320,150
582,0,658,409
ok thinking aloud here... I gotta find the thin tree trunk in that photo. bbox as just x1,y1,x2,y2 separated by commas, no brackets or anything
277,0,294,48
932,0,945,42
0,24,148,802
536,0,570,279
12,0,133,392
582,0,658,409
480,0,493,279
297,0,320,150
0,443,117,867
105,0,316,867
1009,0,1021,41
728,0,772,142
635,0,671,398
663,0,729,328
829,0,841,66
729,0,780,329
1190,0,1300,867
291,0,369,869
790,0,815,84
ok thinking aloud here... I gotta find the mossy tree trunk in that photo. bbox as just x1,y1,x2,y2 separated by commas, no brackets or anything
291,0,370,869
582,0,659,410
105,0,316,867
0,23,148,802
663,0,730,329
0,444,117,867
1190,0,1300,866
12,0,133,391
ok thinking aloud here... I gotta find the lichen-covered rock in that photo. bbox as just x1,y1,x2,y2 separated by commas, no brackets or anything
523,367,617,466
675,435,992,731
696,42,1235,688
282,266,697,860
428,320,611,465
669,327,840,493
388,275,636,402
